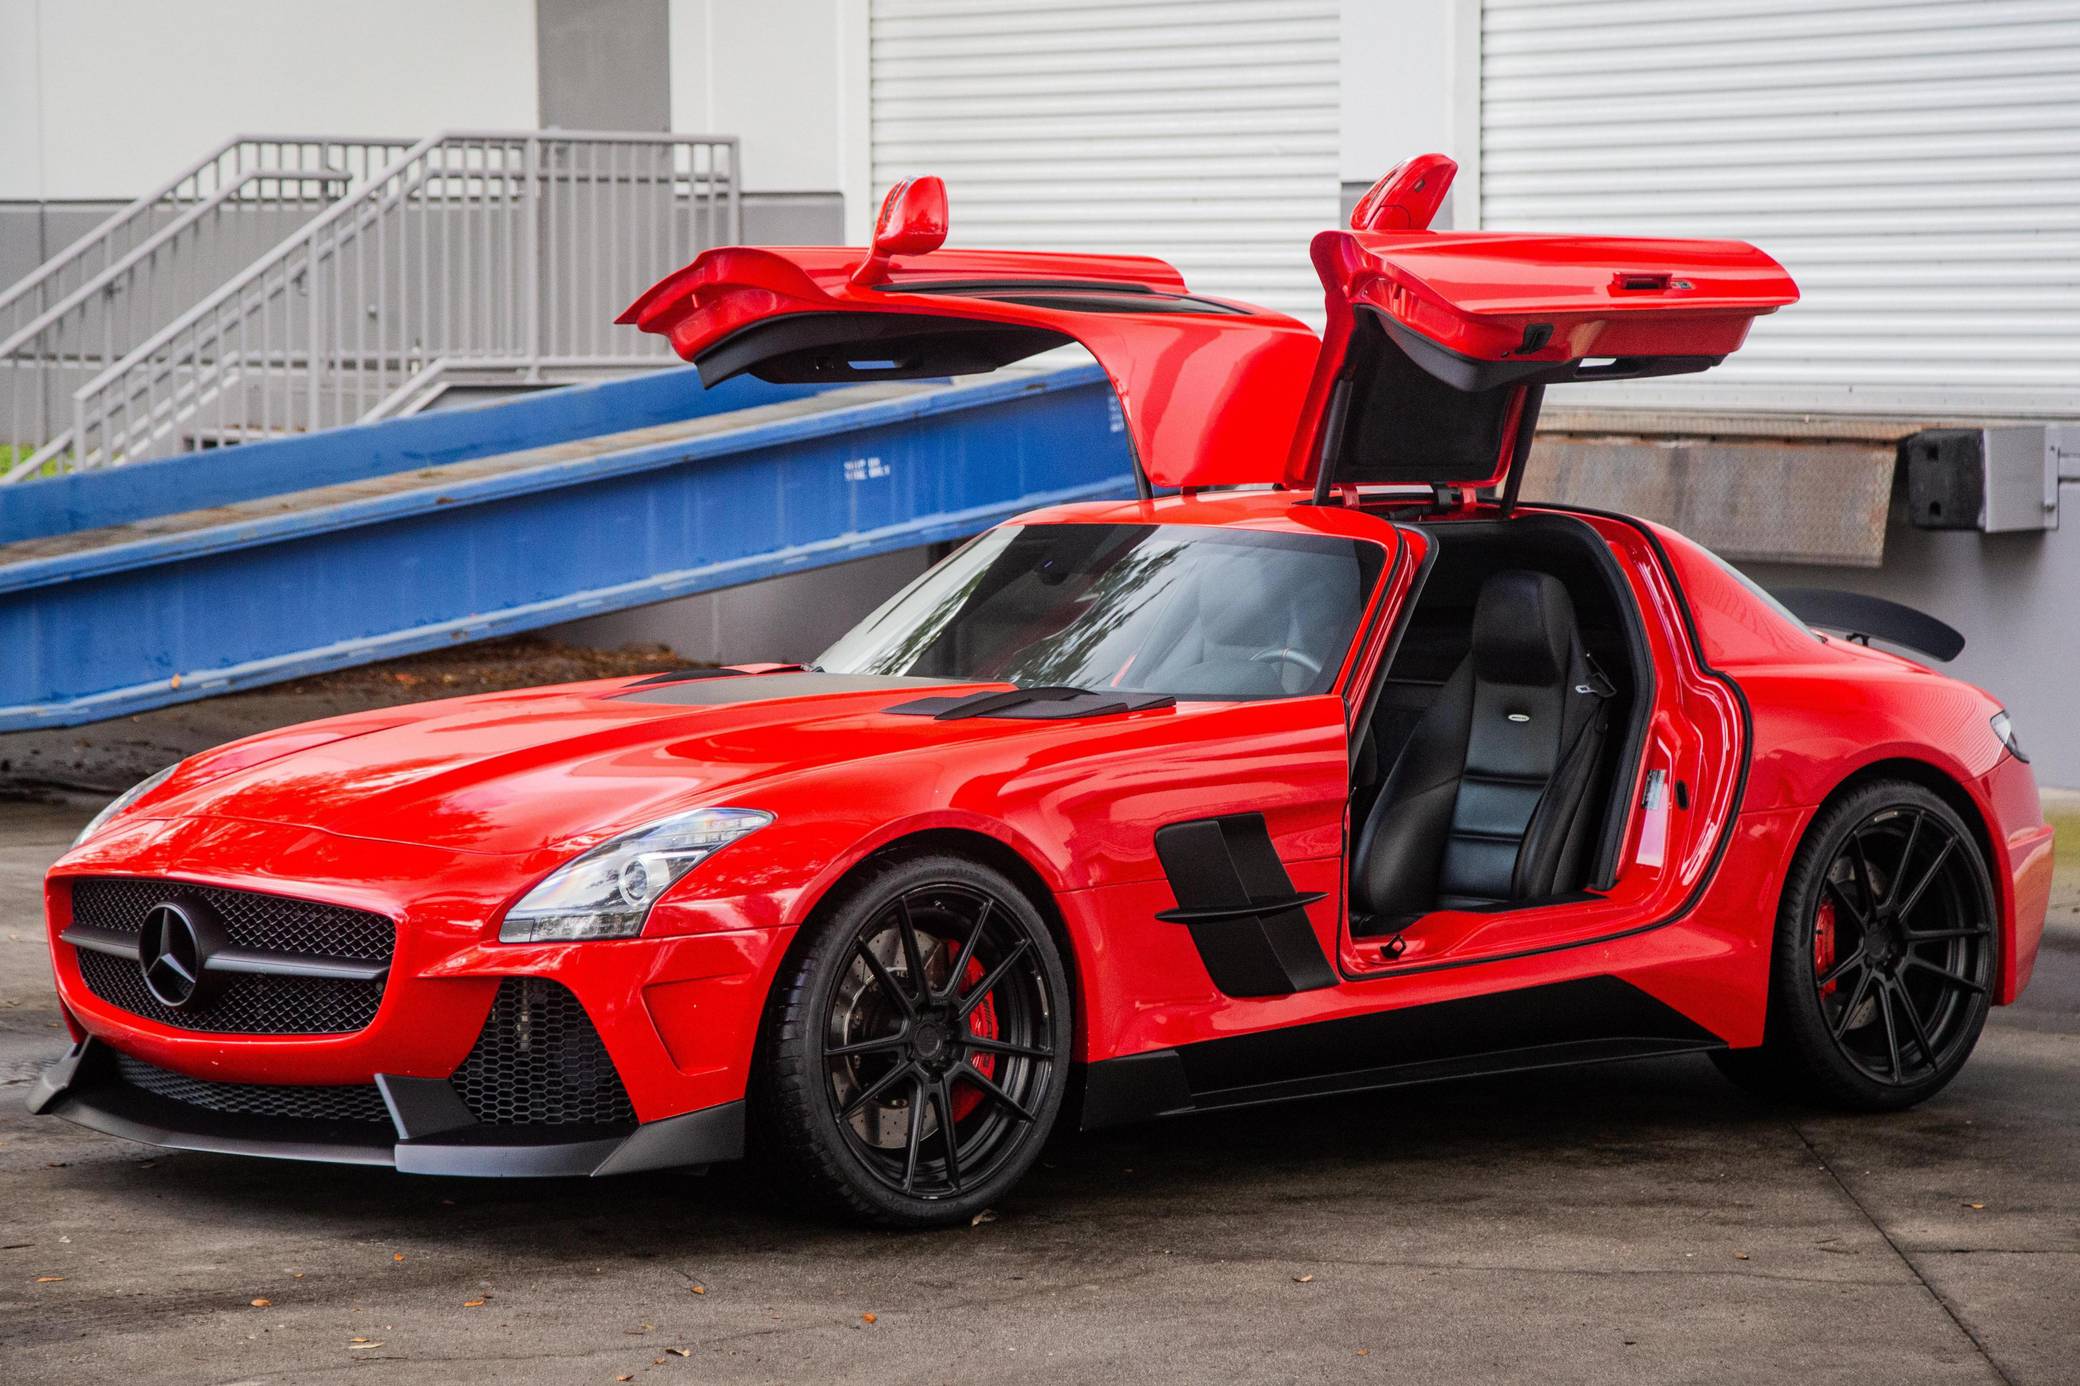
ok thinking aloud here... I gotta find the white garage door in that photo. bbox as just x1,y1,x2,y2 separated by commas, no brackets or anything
868,0,1340,322
1480,0,2080,418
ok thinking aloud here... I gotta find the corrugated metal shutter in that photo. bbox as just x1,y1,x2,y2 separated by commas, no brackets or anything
868,0,1340,321
1480,0,2080,418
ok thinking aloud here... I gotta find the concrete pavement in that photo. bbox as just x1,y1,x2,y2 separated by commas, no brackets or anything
1,795,2074,1385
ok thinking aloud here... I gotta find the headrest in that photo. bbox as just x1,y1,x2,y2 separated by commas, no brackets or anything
1471,569,1578,685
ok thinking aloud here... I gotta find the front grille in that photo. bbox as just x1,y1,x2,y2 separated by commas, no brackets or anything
452,979,635,1127
71,878,393,958
113,1052,392,1125
69,877,393,1035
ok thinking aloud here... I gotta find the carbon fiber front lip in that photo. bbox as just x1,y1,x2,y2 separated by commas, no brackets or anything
29,1037,743,1177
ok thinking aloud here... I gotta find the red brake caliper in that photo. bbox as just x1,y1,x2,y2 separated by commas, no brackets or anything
949,945,999,1121
1814,895,1839,995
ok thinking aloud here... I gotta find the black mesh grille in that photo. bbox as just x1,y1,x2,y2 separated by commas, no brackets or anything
68,877,392,1035
452,979,635,1127
76,951,384,1034
70,878,393,958
113,1052,392,1125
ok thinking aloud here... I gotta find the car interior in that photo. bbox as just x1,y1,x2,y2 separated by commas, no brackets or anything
1346,515,1651,940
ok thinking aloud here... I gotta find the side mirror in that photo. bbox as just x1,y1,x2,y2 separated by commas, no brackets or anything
1349,153,1456,233
850,176,949,287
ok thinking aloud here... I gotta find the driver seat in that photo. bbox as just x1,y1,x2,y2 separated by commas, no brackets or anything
1351,569,1613,927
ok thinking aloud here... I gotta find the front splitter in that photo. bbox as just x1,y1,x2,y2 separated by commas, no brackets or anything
29,1038,744,1178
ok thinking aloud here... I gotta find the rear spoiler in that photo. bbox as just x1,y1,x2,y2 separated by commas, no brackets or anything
1774,588,1965,662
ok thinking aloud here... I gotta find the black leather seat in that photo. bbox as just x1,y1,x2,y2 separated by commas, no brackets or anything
1352,569,1613,925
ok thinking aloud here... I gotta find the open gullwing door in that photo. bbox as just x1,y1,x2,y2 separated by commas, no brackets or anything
619,176,1322,490
1285,155,1800,496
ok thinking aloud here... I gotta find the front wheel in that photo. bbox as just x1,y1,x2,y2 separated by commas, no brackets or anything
754,851,1072,1226
1713,779,1998,1111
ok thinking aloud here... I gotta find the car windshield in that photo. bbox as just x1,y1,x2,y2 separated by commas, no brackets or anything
815,523,1387,699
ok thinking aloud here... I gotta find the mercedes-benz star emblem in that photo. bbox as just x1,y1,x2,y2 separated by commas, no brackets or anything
138,901,210,1009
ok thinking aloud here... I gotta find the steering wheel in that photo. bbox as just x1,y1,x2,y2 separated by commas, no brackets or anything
1248,646,1323,680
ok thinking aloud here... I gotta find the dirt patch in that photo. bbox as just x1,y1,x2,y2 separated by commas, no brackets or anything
0,637,696,798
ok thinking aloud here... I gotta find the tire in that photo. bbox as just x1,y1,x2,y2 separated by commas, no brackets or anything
752,850,1072,1227
1712,778,1999,1112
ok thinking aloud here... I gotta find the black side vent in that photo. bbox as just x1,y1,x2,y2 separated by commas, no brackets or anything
451,979,636,1127
1153,813,1337,999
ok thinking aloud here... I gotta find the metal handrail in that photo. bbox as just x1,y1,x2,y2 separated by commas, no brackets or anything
31,129,739,476
0,137,416,476
0,136,412,347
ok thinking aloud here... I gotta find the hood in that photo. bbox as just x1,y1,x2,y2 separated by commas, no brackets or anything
128,671,1154,855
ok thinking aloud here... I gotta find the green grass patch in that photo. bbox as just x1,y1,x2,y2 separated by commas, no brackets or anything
2043,799,2080,919
2048,802,2079,872
0,443,68,480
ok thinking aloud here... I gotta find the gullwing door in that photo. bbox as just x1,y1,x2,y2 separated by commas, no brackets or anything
620,176,1322,492
1285,156,1799,497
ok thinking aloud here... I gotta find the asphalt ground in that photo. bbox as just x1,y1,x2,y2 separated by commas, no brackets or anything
2,789,2075,1385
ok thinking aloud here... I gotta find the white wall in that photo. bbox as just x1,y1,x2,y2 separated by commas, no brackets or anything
0,0,538,201
1340,0,1465,193
668,0,845,195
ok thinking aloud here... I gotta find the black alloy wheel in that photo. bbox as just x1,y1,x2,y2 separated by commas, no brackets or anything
1713,779,1998,1111
755,851,1071,1226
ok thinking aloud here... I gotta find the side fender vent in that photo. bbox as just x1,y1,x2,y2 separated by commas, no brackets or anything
1153,814,1337,998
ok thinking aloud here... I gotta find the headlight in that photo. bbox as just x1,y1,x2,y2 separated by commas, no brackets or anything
498,807,774,943
1991,710,2028,763
72,763,180,848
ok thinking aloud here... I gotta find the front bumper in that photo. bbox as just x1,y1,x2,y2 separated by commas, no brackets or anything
29,1037,744,1177
45,817,801,1126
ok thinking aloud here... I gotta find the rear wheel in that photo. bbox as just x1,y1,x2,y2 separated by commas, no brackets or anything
1713,779,1997,1110
754,851,1071,1226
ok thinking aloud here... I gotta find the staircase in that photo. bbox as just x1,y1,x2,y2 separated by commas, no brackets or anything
2,130,741,480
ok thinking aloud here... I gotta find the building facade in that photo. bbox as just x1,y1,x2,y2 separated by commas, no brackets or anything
5,0,2076,779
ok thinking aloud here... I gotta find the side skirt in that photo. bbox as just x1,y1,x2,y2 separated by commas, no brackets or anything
1077,975,1723,1130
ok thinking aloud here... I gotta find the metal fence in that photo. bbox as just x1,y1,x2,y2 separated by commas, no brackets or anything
3,130,740,480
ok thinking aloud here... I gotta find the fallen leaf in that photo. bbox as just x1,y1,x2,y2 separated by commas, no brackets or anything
1734,1252,1750,1261
1293,1274,1315,1284
861,1312,878,1325
667,1348,691,1357
292,1272,305,1280
970,1209,998,1227
689,1282,706,1296
392,1252,407,1263
33,1276,65,1284
655,1359,667,1366
1355,1348,1371,1358
618,1376,634,1383
463,1298,486,1308
1965,1202,1986,1210
250,1298,272,1308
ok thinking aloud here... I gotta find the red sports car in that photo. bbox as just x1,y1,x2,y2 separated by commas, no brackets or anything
33,159,2056,1227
